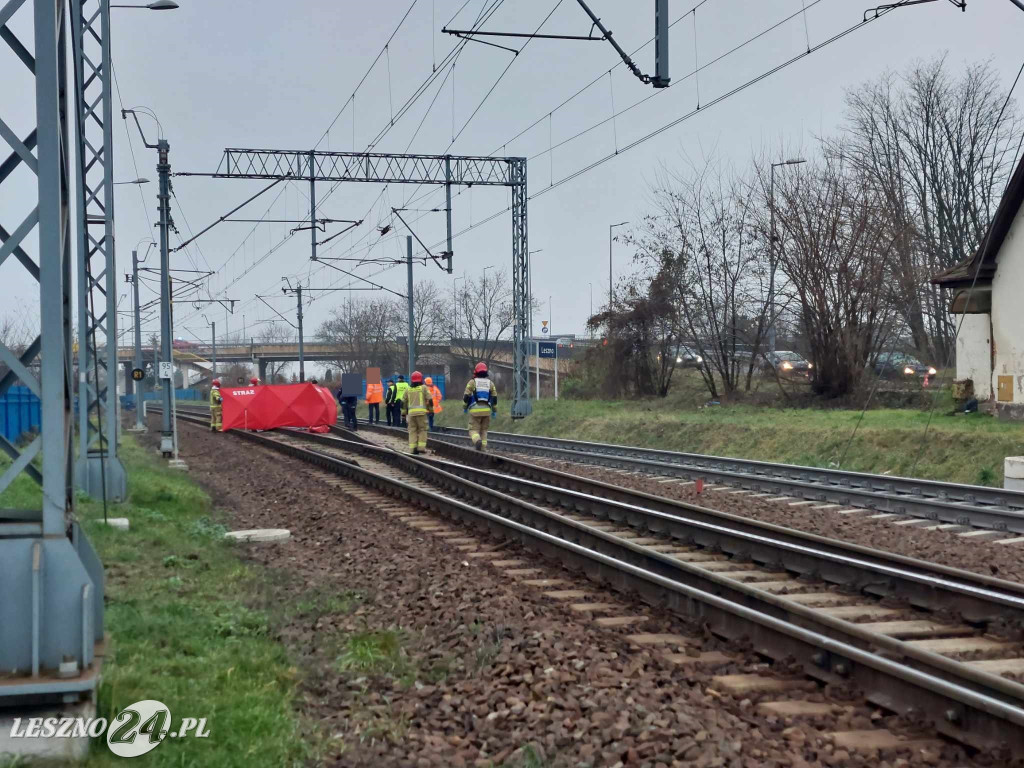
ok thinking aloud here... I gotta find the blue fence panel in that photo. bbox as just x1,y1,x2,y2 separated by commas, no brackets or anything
0,386,42,443
121,389,204,408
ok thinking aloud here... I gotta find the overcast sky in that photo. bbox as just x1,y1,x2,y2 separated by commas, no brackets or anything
4,0,1023,376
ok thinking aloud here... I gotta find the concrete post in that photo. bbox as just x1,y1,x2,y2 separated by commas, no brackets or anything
156,139,174,455
407,236,415,376
131,249,145,431
1005,457,1024,492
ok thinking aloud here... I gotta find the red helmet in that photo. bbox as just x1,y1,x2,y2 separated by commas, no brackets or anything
211,378,220,387
474,362,488,375
250,377,259,385
410,370,423,385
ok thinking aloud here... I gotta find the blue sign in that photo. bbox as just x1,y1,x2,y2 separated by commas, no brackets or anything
538,342,556,358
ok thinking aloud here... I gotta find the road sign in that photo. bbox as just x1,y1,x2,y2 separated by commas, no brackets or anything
131,367,145,381
538,342,556,358
541,320,549,334
158,362,173,380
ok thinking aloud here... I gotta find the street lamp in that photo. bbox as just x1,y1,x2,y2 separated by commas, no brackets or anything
609,221,629,312
111,1,179,8
115,177,150,185
767,159,806,354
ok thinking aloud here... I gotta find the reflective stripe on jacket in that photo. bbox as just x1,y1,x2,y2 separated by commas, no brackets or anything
430,385,443,413
384,383,397,404
209,388,222,406
366,381,383,403
464,377,496,414
402,384,432,416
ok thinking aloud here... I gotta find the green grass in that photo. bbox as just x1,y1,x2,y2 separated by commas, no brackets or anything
432,381,1024,486
0,437,307,767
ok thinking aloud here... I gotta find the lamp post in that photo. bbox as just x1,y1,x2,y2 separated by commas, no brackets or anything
768,159,805,354
114,177,150,185
609,221,628,312
588,282,593,328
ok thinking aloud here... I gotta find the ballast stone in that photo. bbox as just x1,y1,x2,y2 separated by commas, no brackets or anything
225,528,291,543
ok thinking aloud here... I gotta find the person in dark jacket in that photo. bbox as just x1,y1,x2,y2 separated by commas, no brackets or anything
384,377,398,426
337,386,358,430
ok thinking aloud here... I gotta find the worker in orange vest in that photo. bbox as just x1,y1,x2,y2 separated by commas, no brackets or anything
425,376,442,431
365,377,383,424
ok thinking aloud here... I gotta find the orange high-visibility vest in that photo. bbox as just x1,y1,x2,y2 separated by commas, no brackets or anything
365,381,383,403
430,385,442,413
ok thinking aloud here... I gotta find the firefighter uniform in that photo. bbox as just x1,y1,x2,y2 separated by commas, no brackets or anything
365,379,383,423
209,382,222,432
463,365,497,450
402,374,433,454
395,377,410,427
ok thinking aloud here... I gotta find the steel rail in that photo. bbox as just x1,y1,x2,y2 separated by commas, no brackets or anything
357,420,1024,533
160,408,1024,751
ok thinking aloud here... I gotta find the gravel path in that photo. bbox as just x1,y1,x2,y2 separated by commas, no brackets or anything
141,418,1009,767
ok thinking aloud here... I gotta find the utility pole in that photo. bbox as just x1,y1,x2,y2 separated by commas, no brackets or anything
211,320,217,378
407,236,415,375
157,137,174,456
131,248,145,431
296,286,305,382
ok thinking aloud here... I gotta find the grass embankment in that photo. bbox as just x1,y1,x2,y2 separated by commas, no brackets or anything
0,437,306,767
432,393,1024,487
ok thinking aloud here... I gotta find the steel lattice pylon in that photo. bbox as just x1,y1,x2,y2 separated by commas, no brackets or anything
0,0,105,704
70,0,126,501
204,148,533,417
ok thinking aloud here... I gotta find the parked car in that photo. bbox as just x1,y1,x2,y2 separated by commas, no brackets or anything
874,352,937,379
763,350,812,376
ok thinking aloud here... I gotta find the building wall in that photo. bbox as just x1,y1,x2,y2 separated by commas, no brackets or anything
991,202,1024,407
955,313,992,400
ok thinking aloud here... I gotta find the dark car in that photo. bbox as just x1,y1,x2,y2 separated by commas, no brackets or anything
763,350,812,376
874,352,937,379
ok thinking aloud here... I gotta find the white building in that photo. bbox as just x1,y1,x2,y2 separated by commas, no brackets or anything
933,154,1024,416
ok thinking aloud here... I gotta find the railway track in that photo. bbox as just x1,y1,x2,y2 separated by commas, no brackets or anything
346,418,1024,537
158,407,1024,753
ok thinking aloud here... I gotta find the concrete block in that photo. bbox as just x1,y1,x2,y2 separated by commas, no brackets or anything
0,699,95,762
1005,456,1024,492
96,517,130,531
594,615,648,628
225,528,291,543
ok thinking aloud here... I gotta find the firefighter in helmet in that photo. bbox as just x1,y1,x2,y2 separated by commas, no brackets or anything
463,362,497,450
402,371,433,454
209,378,222,432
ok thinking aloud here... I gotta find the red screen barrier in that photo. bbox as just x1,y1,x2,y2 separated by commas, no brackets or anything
220,383,337,432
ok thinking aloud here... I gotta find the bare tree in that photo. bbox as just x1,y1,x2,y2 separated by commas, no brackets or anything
635,155,772,398
317,298,402,374
773,152,898,398
390,279,448,362
254,322,292,382
452,270,515,366
840,56,1021,362
0,312,32,383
